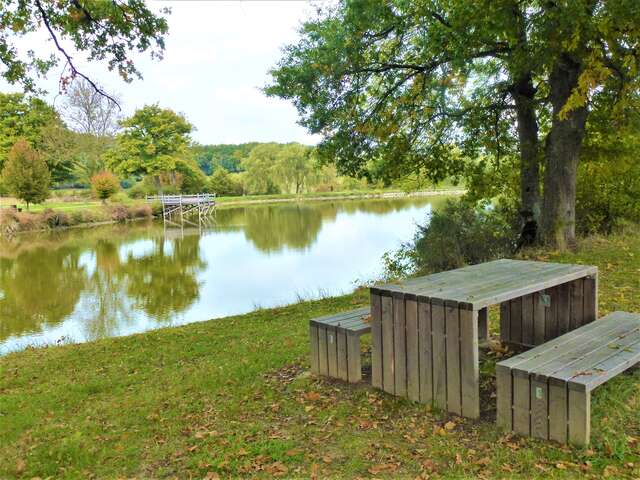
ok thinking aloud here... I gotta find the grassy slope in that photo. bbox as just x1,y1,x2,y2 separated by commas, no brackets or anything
1,231,640,479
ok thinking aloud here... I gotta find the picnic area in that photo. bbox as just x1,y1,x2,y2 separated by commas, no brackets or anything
2,228,639,479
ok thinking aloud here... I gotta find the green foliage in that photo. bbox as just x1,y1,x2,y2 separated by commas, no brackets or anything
175,158,207,194
576,106,640,234
0,93,59,168
2,139,50,208
384,200,517,278
0,0,168,93
105,105,193,189
240,143,282,195
90,171,120,202
275,143,316,194
191,143,258,175
208,168,243,196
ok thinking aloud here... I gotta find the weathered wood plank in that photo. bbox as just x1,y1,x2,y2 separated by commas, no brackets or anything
445,300,461,415
346,333,361,383
557,282,571,335
500,301,511,343
548,381,568,443
530,378,548,440
372,260,597,311
529,319,640,380
533,292,545,345
500,312,634,371
418,299,433,404
318,326,328,376
311,307,370,327
510,297,523,344
478,307,488,342
583,275,597,325
327,326,338,378
460,307,479,418
496,364,512,430
309,324,320,374
569,278,584,330
568,387,590,446
513,374,531,436
381,295,395,394
521,294,534,346
545,287,559,340
370,293,383,389
393,295,407,397
431,300,447,410
572,335,640,390
405,299,420,402
337,330,348,381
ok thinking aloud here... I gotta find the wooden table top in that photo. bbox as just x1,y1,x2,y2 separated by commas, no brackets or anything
371,259,597,310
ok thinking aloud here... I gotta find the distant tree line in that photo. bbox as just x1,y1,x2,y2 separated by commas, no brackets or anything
0,85,377,207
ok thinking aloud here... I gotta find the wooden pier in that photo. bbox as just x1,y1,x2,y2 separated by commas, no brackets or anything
146,193,216,224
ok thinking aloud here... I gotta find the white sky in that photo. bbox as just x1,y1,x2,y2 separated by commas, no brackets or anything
2,1,321,145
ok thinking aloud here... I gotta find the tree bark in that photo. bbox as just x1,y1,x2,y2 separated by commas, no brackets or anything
541,53,589,249
513,74,541,221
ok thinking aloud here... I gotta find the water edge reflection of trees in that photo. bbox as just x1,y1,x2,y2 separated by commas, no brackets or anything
0,222,206,344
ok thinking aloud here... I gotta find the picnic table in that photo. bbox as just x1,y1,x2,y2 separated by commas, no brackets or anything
369,259,598,418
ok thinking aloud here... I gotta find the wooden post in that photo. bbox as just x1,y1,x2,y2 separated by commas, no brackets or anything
381,295,395,394
309,324,320,374
370,293,383,389
445,300,461,415
405,298,420,402
568,386,590,446
460,307,479,418
431,299,447,410
346,333,361,383
393,294,407,397
418,298,433,404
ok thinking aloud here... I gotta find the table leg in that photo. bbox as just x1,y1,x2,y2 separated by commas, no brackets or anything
460,307,480,418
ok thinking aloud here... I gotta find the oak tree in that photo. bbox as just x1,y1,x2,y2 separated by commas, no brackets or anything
267,0,640,248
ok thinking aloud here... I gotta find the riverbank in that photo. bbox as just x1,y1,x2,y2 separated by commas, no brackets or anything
0,188,463,235
1,228,639,478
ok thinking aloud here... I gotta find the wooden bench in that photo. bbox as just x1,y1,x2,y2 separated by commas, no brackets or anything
309,307,371,383
496,311,640,446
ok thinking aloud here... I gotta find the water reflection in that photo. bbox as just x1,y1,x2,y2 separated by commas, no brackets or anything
0,196,449,353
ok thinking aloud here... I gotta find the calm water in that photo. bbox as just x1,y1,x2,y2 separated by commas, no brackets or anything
0,196,450,354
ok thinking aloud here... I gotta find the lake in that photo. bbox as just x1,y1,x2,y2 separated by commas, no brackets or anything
0,196,451,354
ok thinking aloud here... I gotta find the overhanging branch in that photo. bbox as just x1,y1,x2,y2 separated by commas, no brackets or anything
35,0,121,109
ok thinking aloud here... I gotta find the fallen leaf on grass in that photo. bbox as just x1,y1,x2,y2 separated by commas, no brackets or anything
203,472,220,480
265,461,289,477
15,459,26,475
303,391,321,402
368,463,399,475
322,455,333,464
444,421,456,431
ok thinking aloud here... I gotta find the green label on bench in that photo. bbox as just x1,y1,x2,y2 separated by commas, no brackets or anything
540,294,551,307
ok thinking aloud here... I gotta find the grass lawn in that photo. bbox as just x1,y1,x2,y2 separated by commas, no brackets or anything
1,229,640,478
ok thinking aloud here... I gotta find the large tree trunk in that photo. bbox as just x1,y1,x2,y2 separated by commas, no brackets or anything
541,53,589,249
513,74,541,220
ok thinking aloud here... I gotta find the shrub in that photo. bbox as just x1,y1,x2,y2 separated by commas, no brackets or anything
383,199,517,278
42,209,71,228
91,171,120,203
109,205,130,222
127,181,154,199
576,157,640,235
209,168,243,196
2,139,50,208
130,204,152,218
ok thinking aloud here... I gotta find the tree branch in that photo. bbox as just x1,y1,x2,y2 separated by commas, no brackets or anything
34,0,121,109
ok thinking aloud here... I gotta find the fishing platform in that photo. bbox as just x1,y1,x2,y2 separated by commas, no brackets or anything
146,193,216,225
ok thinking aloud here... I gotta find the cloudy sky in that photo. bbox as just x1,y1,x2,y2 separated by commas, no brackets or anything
4,1,321,145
